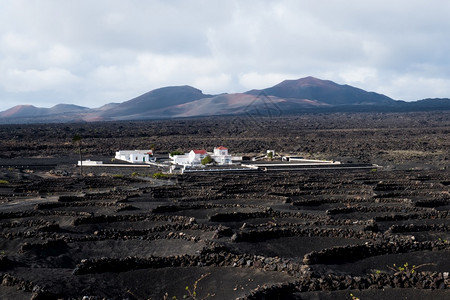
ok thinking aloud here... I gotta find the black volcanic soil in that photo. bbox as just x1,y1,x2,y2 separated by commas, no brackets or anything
0,112,449,299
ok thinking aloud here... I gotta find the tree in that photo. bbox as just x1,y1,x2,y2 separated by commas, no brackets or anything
72,134,83,176
201,155,214,165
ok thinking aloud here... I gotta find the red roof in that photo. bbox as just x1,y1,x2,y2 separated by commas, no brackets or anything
216,146,228,150
192,149,207,154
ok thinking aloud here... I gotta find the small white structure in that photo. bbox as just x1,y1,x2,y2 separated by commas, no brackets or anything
78,160,103,166
252,150,276,161
115,150,153,164
212,146,232,165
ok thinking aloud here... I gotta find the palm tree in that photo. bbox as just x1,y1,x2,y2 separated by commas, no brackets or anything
72,134,83,176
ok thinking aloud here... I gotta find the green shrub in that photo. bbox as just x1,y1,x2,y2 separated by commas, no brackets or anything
0,180,9,185
201,155,214,165
153,172,168,179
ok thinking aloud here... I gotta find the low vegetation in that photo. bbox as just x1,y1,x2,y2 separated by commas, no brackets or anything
387,262,436,275
153,172,169,179
163,273,213,300
201,155,214,165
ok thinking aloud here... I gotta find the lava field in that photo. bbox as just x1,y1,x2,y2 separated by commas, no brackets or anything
0,112,449,299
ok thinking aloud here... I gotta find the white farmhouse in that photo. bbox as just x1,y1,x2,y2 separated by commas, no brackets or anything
115,150,153,164
171,147,234,166
212,146,232,165
188,149,208,164
171,149,208,165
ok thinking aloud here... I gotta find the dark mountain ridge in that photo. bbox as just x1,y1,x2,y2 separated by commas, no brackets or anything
1,77,449,124
247,76,395,105
99,86,212,119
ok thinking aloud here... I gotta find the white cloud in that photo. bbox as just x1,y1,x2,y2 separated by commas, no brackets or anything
1,0,450,111
238,72,295,90
40,45,80,67
194,74,232,94
339,68,378,86
1,68,80,93
379,75,450,101
0,32,38,53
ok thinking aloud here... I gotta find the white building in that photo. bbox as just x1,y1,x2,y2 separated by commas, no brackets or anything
212,146,232,165
170,153,190,165
171,149,208,165
78,160,103,166
115,150,153,164
170,147,233,166
188,149,208,164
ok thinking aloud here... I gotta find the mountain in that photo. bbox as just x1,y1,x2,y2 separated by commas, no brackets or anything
1,77,449,124
0,104,89,120
47,104,91,114
163,93,331,118
246,76,395,105
98,86,212,120
0,105,45,118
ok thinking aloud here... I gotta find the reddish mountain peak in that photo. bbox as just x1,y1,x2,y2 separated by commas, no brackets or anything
0,105,37,117
275,76,337,88
10,104,35,111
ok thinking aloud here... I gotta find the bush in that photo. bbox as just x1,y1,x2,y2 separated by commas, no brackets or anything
0,180,9,185
201,155,214,165
153,172,168,179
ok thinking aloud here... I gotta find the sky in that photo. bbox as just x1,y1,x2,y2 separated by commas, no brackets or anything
1,0,450,111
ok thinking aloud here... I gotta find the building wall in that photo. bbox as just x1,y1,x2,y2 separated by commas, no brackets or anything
214,148,228,156
189,151,206,164
212,154,232,165
172,149,234,166
172,154,190,165
115,150,152,164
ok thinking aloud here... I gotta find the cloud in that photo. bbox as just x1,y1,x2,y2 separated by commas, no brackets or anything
238,72,295,90
0,68,80,93
1,32,39,53
39,45,81,67
1,0,450,111
380,75,450,101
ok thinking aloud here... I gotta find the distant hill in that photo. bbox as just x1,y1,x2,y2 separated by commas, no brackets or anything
0,104,90,122
246,76,395,105
98,86,212,120
1,77,449,124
